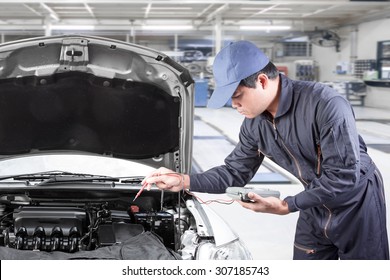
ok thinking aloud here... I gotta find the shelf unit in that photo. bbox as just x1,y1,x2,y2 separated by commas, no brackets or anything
353,59,377,79
294,60,318,81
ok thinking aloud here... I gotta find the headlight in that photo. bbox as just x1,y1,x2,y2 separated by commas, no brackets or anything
196,240,252,260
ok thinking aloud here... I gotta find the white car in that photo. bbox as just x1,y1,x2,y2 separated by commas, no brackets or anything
0,35,252,260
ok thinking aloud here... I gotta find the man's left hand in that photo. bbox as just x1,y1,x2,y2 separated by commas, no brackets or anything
237,192,290,215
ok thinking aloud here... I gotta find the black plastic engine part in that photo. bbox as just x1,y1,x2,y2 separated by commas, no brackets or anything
97,223,144,246
11,206,86,251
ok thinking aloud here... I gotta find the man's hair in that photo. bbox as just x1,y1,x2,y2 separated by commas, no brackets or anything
239,62,279,88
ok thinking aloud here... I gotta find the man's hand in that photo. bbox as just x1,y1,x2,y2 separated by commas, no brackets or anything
237,192,290,215
142,167,188,192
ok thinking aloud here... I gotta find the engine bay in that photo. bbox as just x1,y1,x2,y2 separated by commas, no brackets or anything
0,190,194,258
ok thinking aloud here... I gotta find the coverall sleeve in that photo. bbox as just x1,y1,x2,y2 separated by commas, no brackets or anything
284,96,361,212
189,121,264,193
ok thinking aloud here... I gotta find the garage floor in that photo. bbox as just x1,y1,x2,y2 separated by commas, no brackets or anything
192,106,390,260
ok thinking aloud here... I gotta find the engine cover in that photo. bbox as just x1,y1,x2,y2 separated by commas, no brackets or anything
11,206,86,252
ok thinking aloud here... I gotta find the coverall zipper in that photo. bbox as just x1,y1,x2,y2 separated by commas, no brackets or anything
294,243,315,254
258,148,271,158
322,204,332,239
316,144,321,176
270,119,308,186
272,119,278,141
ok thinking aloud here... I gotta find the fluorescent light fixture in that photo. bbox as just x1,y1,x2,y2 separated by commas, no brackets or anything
240,25,291,31
143,7,192,10
142,25,193,31
50,25,95,30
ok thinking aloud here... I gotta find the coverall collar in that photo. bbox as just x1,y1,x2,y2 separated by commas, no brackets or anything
274,74,293,119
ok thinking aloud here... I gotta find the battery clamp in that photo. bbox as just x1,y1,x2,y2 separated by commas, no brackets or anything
225,186,280,203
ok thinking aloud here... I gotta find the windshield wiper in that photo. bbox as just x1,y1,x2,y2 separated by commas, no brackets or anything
0,171,77,181
36,175,120,186
0,171,144,186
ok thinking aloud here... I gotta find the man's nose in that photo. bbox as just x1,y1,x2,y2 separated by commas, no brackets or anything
231,99,239,109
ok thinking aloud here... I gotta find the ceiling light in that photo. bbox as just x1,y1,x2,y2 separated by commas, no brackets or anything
142,25,193,31
49,25,95,30
240,25,291,31
143,7,192,10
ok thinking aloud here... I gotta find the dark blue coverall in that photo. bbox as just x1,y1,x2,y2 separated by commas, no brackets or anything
189,74,389,260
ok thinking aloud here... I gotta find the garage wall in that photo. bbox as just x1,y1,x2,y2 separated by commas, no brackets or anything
312,19,390,82
312,26,354,82
357,18,390,59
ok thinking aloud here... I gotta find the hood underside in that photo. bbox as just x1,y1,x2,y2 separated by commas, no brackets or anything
0,72,179,158
0,35,194,170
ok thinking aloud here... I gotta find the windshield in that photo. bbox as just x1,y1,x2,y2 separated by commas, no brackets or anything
0,154,154,178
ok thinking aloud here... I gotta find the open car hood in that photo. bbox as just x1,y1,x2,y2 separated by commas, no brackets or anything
0,35,194,172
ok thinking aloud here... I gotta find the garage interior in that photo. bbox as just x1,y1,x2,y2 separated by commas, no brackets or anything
1,0,390,259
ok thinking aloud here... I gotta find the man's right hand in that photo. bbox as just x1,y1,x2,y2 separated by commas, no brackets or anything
141,167,189,192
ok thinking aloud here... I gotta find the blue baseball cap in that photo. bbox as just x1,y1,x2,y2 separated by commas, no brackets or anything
207,41,270,109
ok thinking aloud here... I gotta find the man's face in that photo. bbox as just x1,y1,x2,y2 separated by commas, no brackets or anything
231,78,272,119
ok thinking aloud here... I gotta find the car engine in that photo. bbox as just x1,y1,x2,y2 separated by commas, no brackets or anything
0,200,187,254
7,206,87,252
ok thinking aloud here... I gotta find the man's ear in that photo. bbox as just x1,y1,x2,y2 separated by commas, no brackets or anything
257,73,268,89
